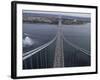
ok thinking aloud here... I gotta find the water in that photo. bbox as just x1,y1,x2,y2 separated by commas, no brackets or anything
23,23,57,53
62,23,90,67
62,23,90,52
23,23,91,69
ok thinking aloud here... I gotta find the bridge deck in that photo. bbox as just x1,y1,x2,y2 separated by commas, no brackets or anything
53,24,64,67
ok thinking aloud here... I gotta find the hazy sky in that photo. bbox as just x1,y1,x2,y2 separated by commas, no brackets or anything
23,10,91,18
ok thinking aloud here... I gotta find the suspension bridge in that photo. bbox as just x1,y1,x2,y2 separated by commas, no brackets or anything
23,16,90,69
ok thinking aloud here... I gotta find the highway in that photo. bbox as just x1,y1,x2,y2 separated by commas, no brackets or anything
53,18,64,67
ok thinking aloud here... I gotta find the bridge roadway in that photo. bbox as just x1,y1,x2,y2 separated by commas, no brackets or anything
53,17,64,67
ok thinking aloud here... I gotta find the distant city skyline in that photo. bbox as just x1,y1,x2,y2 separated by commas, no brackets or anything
23,10,91,18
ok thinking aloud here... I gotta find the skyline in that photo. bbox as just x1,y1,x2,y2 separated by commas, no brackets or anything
23,10,91,18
